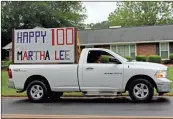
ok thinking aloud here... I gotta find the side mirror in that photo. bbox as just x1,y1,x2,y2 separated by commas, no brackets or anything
109,58,121,64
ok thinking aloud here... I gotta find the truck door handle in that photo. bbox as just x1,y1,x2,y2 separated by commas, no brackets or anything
86,67,94,70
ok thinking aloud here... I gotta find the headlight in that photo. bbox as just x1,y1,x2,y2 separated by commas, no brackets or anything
155,70,168,78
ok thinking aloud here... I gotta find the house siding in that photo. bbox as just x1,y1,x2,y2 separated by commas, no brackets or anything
137,43,156,56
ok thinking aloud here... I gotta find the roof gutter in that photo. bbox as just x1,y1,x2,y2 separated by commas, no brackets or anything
78,40,173,46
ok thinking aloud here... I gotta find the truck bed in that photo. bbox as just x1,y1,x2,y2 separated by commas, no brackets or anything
9,64,80,92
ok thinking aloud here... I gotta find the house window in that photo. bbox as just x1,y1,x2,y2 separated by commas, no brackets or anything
160,43,169,59
111,44,136,59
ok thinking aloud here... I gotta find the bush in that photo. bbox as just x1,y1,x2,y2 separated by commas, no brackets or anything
136,55,147,62
124,56,132,61
170,53,173,61
148,55,161,63
101,55,109,63
162,60,172,64
7,60,12,67
1,60,12,70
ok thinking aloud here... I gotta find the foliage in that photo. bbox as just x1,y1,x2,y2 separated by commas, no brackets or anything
108,2,173,27
148,55,161,63
101,55,110,63
124,56,132,61
162,60,173,64
1,60,12,70
170,53,173,61
1,1,87,60
86,21,110,29
163,53,173,64
136,55,147,62
7,60,12,67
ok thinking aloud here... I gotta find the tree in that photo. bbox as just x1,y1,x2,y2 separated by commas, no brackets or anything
108,2,173,27
86,21,110,29
1,1,87,59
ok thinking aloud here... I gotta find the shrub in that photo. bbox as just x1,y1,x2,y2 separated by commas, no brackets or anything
148,55,161,63
1,60,12,70
7,60,12,67
101,55,109,63
170,53,173,61
162,60,172,64
136,55,147,62
124,56,132,61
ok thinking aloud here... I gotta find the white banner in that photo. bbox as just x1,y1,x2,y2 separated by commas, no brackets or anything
13,27,76,63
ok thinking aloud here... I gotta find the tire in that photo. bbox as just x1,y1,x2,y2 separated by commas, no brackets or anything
128,79,154,102
48,92,63,101
26,80,48,103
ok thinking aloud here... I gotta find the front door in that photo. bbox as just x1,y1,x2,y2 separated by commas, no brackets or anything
81,50,124,92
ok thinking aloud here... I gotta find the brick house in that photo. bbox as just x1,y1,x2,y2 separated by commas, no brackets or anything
78,25,173,60
2,25,173,60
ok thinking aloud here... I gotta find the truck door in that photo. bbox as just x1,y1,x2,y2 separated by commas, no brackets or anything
81,50,124,92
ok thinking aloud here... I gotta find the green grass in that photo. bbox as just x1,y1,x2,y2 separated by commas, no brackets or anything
1,66,173,96
168,66,173,93
1,71,26,96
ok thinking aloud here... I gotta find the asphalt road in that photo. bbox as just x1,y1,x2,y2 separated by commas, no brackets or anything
2,96,173,118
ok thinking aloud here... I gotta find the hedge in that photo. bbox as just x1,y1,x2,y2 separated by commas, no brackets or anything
170,53,173,61
7,60,12,67
101,55,109,63
136,55,147,62
148,55,161,63
124,56,132,61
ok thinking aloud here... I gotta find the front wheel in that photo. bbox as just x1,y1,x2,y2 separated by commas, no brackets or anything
128,79,154,102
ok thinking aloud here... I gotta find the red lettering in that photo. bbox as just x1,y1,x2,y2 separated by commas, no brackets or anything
52,29,55,46
40,51,45,60
57,29,64,45
66,28,74,45
54,51,59,60
22,51,28,60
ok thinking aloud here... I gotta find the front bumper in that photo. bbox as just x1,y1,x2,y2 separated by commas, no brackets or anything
8,80,15,89
156,78,172,93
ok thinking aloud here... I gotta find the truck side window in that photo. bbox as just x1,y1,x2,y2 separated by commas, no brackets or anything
87,50,115,64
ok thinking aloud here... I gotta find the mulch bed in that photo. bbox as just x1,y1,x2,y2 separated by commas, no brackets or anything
164,64,173,66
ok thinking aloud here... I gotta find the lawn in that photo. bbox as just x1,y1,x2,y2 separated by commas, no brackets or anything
168,66,173,93
1,66,173,96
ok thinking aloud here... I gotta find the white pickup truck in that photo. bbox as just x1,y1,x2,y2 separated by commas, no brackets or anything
8,48,172,103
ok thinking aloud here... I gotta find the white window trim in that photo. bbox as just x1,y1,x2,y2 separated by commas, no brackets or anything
159,42,169,60
110,44,136,58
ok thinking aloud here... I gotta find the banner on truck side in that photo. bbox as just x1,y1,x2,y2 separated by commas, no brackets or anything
13,27,76,64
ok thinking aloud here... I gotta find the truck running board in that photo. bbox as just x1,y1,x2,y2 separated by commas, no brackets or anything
83,91,122,96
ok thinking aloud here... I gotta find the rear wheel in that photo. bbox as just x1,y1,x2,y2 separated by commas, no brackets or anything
128,79,154,102
26,80,48,103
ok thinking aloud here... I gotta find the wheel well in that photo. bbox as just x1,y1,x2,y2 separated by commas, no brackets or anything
24,75,51,92
125,75,158,91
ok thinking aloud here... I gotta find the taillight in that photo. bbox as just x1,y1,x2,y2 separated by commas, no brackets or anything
8,69,12,79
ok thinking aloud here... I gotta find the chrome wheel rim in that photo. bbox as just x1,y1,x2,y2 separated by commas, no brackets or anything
30,85,44,99
133,83,149,99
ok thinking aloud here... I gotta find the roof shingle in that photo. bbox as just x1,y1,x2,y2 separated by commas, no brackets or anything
78,25,173,45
